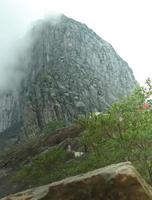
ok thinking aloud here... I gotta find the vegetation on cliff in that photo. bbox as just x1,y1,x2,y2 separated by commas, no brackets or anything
10,79,152,188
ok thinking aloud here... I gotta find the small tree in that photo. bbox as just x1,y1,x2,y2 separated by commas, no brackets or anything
80,79,152,183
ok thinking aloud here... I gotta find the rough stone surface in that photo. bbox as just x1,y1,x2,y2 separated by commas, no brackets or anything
1,162,152,200
0,15,136,145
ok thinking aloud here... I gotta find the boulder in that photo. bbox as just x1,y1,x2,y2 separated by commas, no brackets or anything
1,162,152,200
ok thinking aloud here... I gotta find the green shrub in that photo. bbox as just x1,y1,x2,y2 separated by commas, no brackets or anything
42,120,66,135
13,147,67,184
79,79,152,183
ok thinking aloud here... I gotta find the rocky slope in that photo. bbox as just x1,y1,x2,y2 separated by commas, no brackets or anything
0,124,85,198
1,162,152,200
0,15,136,145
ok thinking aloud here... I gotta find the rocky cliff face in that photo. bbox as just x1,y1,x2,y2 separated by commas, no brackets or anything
0,15,136,142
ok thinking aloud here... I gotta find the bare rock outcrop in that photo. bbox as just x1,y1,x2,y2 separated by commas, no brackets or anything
0,15,137,147
1,162,152,200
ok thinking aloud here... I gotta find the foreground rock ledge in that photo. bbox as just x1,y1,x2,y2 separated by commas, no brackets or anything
1,162,152,200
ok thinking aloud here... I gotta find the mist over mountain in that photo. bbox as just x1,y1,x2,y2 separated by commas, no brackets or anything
0,15,136,148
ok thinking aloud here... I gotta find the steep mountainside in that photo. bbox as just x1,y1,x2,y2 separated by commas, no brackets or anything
0,15,136,145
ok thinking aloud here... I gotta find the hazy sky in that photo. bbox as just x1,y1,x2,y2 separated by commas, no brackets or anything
0,0,152,86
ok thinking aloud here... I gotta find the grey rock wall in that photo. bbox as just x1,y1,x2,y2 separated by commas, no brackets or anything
0,15,137,143
0,91,20,133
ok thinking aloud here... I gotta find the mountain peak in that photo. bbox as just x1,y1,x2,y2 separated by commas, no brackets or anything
0,16,136,148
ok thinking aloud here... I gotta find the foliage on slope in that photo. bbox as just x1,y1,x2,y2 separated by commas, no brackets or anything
13,79,152,187
80,78,152,183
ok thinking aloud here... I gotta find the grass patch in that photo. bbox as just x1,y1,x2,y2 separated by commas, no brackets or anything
42,120,66,135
